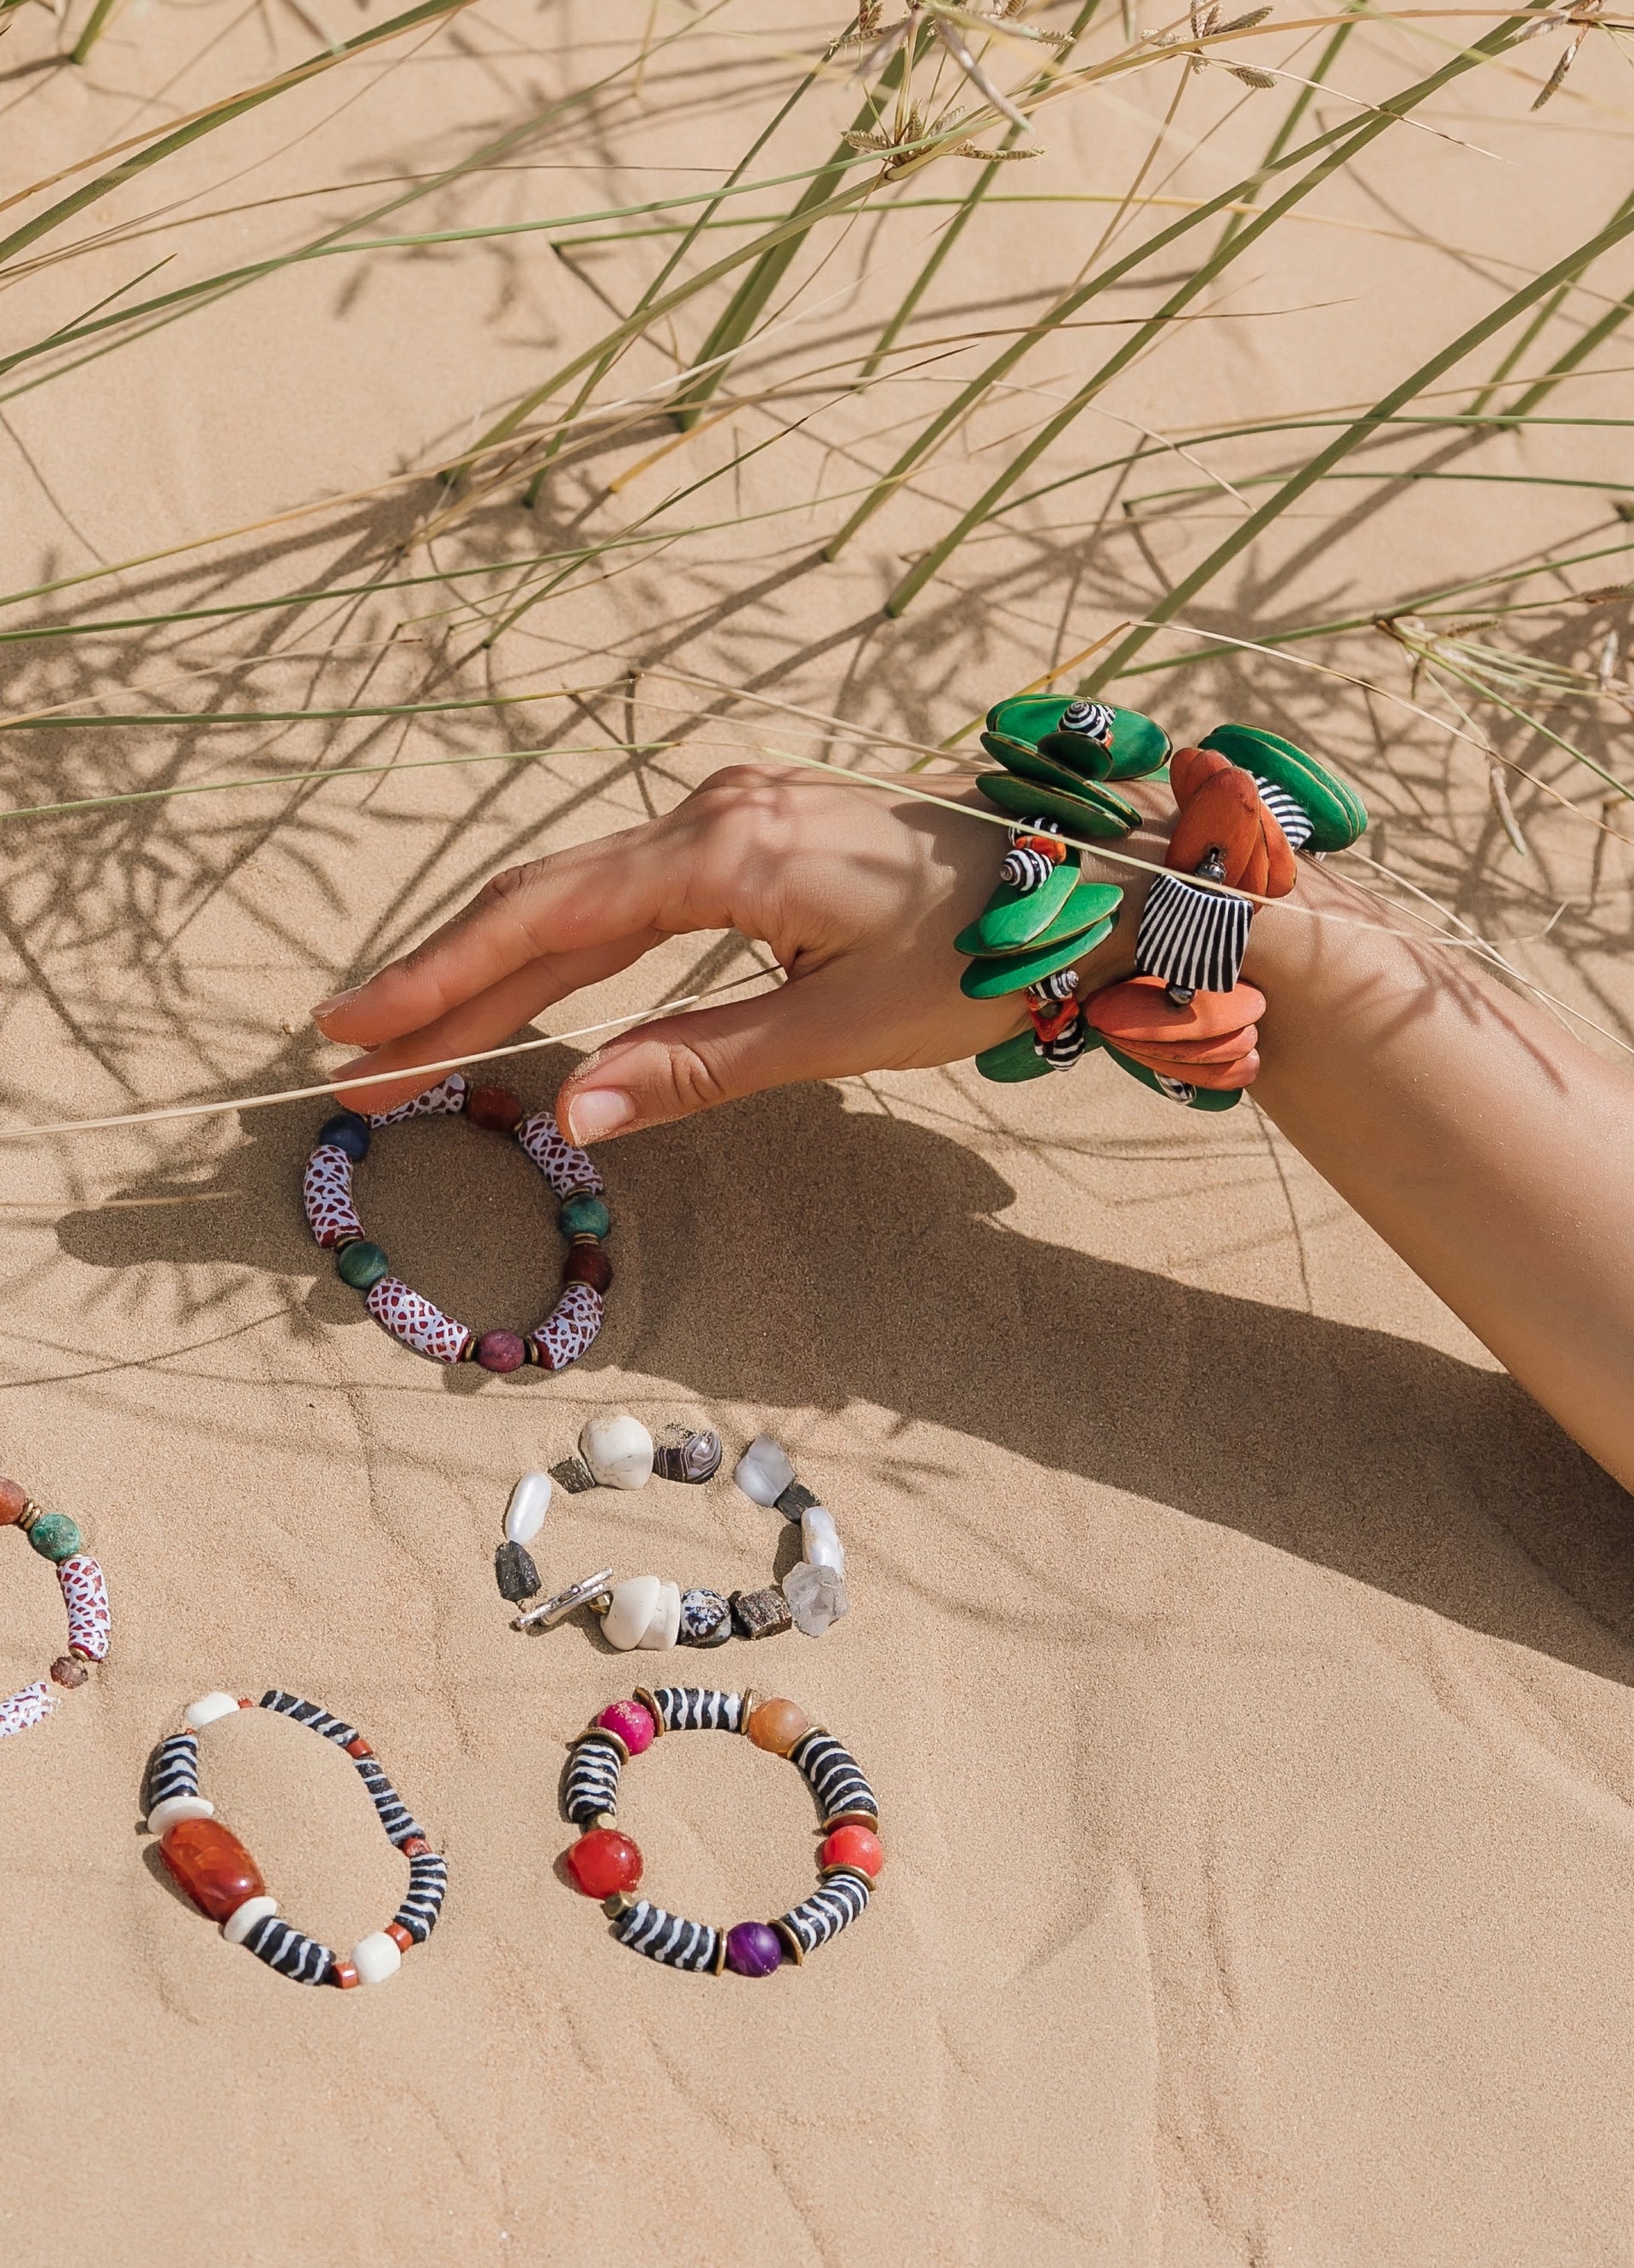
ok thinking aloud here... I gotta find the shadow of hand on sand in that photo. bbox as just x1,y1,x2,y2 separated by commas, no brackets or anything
56,1055,1634,1686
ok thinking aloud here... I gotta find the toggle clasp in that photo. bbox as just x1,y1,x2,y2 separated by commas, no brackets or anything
511,1568,614,1634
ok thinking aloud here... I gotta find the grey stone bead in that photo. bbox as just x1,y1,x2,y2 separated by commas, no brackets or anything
729,1585,793,1641
773,1480,820,1522
550,1454,598,1494
494,1540,541,1602
677,1588,733,1647
653,1426,723,1484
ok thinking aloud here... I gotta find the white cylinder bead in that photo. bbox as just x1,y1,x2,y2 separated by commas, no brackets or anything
146,1795,214,1835
504,1470,552,1545
579,1414,654,1491
183,1692,243,1731
222,1895,278,1945
800,1505,845,1574
734,1434,796,1506
638,1580,683,1650
602,1574,661,1651
351,1930,403,1985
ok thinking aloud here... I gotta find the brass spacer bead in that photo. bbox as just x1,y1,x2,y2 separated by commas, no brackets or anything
711,1929,728,1976
738,1689,759,1735
631,1685,665,1735
69,1645,93,1662
820,1864,875,1890
770,1917,804,1967
821,1809,879,1833
16,1500,41,1534
580,1726,630,1765
603,1890,637,1918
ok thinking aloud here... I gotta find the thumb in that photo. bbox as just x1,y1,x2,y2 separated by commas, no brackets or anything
557,976,844,1143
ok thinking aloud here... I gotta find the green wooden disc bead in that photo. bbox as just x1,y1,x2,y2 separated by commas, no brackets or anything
976,772,1140,839
960,914,1116,999
1198,724,1367,852
1034,728,1115,780
974,1031,1054,1083
559,1191,610,1239
1102,1041,1243,1112
336,1240,391,1290
984,698,1170,782
956,878,1122,961
29,1511,83,1562
982,733,1115,800
955,857,1080,953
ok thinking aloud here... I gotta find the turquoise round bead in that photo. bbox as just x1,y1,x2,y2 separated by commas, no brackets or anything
558,1193,609,1241
336,1240,391,1290
29,1511,82,1562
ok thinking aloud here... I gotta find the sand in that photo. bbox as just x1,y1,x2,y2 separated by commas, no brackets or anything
2,3,1632,2261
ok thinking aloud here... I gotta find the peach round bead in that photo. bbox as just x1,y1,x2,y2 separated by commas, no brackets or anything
747,1698,809,1756
0,1477,27,1525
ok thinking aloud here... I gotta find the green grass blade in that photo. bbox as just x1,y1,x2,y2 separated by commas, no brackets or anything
1082,198,1634,692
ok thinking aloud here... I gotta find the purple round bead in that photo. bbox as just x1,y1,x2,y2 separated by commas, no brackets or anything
475,1328,527,1374
725,1922,783,1979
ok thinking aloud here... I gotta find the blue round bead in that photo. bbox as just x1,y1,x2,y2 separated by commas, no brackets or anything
317,1111,371,1162
558,1191,609,1240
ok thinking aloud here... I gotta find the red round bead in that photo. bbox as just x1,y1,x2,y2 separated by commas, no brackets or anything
0,1477,27,1526
476,1329,528,1374
821,1824,883,1879
565,1828,643,1899
562,1244,613,1294
467,1084,525,1132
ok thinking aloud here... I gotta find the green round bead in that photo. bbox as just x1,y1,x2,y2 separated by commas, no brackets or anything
559,1192,610,1240
336,1240,391,1290
30,1511,82,1562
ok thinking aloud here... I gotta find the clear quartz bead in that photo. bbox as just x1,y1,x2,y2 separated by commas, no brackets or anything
782,1560,849,1637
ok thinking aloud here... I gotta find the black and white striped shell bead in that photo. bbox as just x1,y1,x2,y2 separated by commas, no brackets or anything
391,1850,449,1945
146,1731,202,1820
1060,698,1115,744
1133,869,1253,997
1254,775,1313,851
564,1733,626,1825
260,1688,360,1747
776,1869,871,1958
1000,845,1056,893
648,1686,744,1734
1028,968,1079,1005
613,1898,723,1974
789,1729,879,1824
1036,1014,1091,1067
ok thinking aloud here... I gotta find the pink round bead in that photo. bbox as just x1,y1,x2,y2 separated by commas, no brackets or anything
475,1329,527,1374
597,1698,655,1755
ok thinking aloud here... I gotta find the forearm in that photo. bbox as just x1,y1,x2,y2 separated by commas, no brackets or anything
1239,860,1634,1492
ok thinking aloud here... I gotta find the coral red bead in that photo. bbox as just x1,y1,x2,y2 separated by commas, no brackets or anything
386,1922,415,1953
160,1817,266,1922
822,1824,884,1878
345,1737,373,1759
332,1960,360,1990
467,1084,525,1132
0,1477,27,1526
566,1828,643,1899
562,1244,614,1294
401,1837,431,1859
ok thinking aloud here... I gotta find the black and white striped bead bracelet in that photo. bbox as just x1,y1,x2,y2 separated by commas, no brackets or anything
143,1689,448,1989
561,1685,883,1976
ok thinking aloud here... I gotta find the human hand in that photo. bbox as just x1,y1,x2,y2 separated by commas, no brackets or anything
311,764,1167,1140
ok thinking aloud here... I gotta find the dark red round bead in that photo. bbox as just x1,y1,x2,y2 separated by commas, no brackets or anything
562,1244,613,1294
467,1084,525,1133
475,1328,527,1373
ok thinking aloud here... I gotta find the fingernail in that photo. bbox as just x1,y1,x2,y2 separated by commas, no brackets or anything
564,1088,637,1144
311,985,362,1024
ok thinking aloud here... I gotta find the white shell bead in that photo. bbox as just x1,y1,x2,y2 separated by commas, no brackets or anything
734,1435,796,1506
638,1580,682,1651
504,1471,552,1545
579,1414,654,1491
351,1930,403,1985
602,1574,661,1651
223,1895,277,1945
800,1505,844,1574
183,1692,243,1730
147,1795,214,1834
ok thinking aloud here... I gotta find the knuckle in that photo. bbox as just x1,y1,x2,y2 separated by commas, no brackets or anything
654,1040,731,1117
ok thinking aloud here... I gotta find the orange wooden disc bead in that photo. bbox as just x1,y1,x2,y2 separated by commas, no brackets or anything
1088,975,1266,1047
747,1699,809,1756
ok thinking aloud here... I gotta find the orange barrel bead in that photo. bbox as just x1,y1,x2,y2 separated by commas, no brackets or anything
747,1698,809,1756
386,1922,415,1954
0,1477,27,1525
331,1960,360,1990
160,1817,266,1922
822,1823,884,1878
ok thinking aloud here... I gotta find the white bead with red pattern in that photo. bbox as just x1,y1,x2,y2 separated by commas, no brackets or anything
531,1282,604,1372
0,1682,54,1740
302,1145,364,1250
59,1555,111,1662
365,1276,473,1365
517,1112,603,1199
368,1073,469,1128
